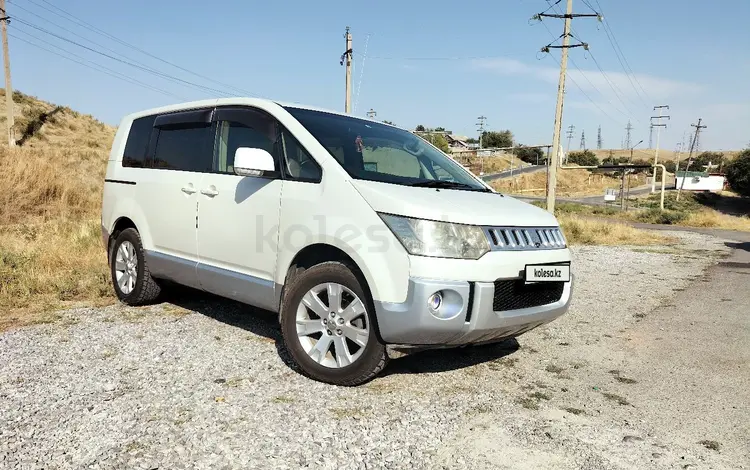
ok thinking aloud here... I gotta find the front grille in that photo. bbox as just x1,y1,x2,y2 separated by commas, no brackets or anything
483,226,566,251
492,279,565,311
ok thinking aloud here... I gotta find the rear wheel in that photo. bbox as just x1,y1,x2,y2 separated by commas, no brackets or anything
109,228,161,305
280,262,388,386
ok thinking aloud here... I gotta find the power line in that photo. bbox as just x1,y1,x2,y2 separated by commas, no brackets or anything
9,32,184,100
367,55,521,61
10,18,233,97
11,0,254,97
537,16,632,125
545,0,644,122
544,51,623,127
593,0,652,107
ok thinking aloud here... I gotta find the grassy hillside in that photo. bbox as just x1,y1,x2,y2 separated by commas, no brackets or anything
0,90,115,324
491,168,647,197
590,149,742,164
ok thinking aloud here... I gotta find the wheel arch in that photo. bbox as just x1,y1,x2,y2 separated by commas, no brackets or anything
277,243,383,340
108,216,138,260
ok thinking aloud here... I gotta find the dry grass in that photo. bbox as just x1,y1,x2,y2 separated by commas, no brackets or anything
558,214,673,246
492,168,647,197
590,149,743,163
0,90,116,327
452,153,530,175
682,210,750,232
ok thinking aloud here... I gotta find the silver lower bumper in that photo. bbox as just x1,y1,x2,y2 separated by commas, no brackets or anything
373,276,572,346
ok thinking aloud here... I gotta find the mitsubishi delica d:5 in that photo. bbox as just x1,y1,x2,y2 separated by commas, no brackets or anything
101,98,573,385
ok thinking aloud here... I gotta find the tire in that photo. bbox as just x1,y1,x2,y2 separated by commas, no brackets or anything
280,261,388,386
109,228,161,306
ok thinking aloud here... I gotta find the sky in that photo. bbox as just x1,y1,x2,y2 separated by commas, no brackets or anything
7,0,750,152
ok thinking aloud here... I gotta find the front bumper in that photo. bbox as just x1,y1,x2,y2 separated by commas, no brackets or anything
373,276,573,346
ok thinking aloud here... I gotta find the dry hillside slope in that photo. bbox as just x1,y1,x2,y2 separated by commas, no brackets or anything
0,90,115,322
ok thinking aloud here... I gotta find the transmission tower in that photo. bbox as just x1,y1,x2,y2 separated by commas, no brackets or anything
476,115,487,148
648,125,653,149
597,125,603,149
624,121,633,149
579,130,586,150
566,125,576,152
366,108,377,119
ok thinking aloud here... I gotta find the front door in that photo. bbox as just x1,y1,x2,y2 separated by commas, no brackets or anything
196,107,283,310
135,109,215,289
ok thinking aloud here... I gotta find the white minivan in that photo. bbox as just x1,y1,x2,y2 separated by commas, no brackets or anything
102,98,573,385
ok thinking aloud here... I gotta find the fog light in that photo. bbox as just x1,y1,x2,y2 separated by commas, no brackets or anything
427,291,443,312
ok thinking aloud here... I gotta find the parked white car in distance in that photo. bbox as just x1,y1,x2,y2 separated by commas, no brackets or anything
101,98,573,385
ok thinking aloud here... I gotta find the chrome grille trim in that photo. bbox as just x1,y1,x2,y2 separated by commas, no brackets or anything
483,226,567,251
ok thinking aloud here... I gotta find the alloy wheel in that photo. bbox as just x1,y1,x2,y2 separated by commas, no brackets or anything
296,282,370,368
114,241,138,295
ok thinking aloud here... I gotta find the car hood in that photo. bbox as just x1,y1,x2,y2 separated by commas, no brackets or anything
350,180,559,227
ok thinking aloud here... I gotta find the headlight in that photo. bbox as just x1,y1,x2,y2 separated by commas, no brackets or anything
379,214,490,259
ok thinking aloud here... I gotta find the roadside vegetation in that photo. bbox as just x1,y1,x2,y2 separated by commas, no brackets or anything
534,192,750,232
557,214,673,246
0,90,115,326
492,168,647,198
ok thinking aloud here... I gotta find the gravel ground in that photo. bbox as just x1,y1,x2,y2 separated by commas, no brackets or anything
1,231,746,469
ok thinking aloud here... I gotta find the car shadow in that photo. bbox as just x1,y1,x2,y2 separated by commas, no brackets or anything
157,283,522,379
725,241,750,252
382,338,520,377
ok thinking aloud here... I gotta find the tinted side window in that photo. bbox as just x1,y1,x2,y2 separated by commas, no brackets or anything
122,115,156,168
213,112,280,174
153,124,213,172
281,130,321,182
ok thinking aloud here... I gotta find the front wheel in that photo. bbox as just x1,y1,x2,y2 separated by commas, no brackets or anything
280,262,388,386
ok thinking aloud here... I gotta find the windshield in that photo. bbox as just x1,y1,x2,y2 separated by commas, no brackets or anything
284,107,489,191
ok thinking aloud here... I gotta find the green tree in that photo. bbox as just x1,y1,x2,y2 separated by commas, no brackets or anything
512,145,544,164
566,150,598,166
422,133,450,153
415,124,426,131
726,149,750,196
481,130,513,148
382,120,395,125
691,151,726,171
465,137,479,144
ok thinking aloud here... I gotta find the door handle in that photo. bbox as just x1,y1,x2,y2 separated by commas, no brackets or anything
181,184,197,195
200,186,219,197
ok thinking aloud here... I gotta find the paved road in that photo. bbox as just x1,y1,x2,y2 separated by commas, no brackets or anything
481,164,545,182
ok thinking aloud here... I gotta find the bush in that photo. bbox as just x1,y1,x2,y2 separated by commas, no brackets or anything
512,145,544,164
637,208,687,225
726,149,750,197
567,150,598,166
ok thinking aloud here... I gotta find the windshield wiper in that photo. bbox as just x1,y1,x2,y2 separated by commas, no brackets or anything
409,180,490,192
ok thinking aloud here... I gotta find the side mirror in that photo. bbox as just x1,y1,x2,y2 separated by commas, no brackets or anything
234,147,276,177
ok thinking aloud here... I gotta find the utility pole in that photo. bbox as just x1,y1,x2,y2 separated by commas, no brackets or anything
597,125,602,149
676,118,707,201
624,120,633,150
650,105,670,193
1,0,14,147
535,0,599,213
366,108,377,119
476,115,486,149
341,26,353,114
579,129,586,150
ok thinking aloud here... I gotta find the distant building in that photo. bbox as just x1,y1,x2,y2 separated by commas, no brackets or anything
445,134,470,151
673,171,726,192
